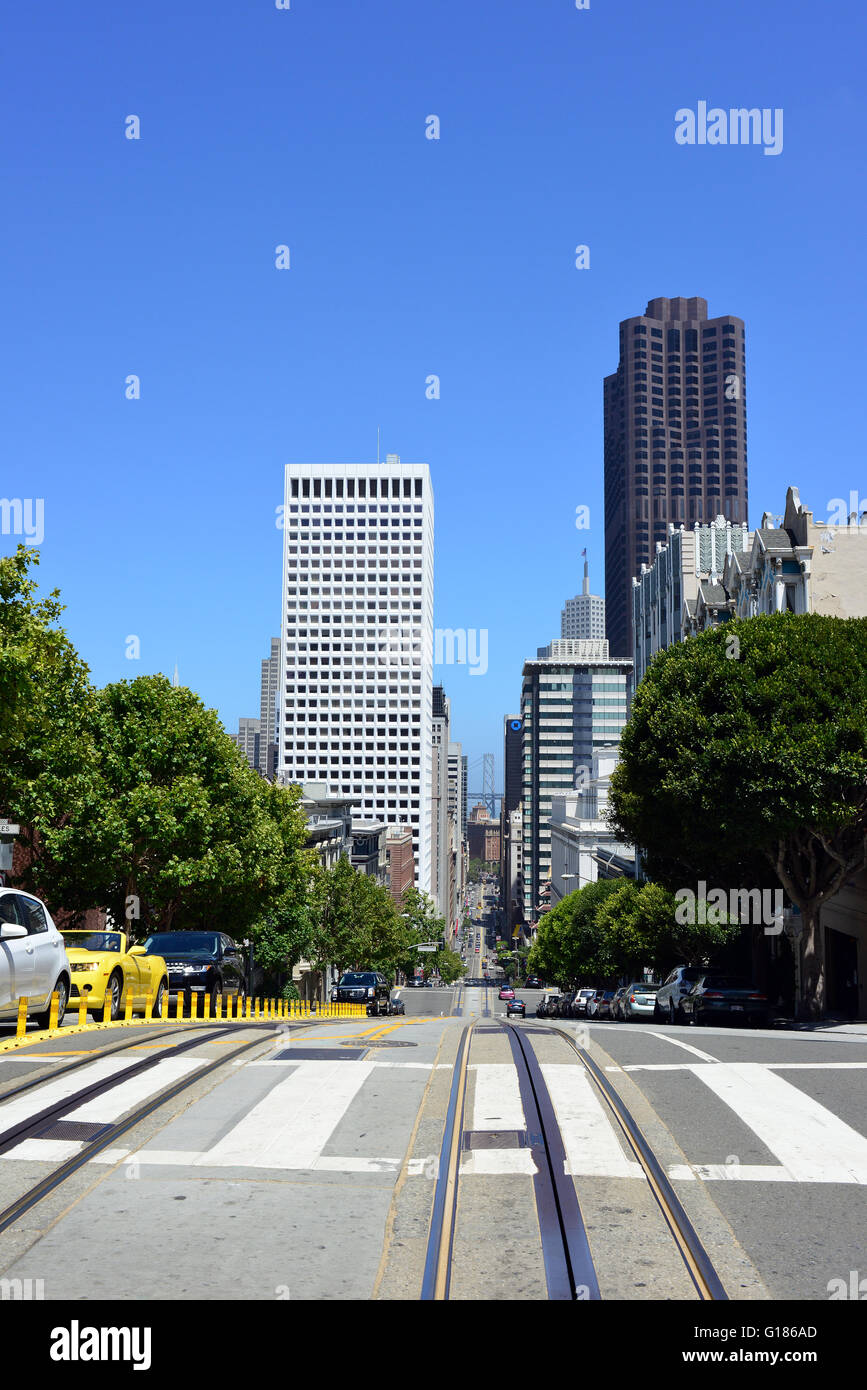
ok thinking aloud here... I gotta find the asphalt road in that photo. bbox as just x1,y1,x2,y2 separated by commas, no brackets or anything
2,961,866,1302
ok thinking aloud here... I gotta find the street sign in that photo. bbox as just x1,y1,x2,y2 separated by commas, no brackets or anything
417,943,437,952
0,823,20,836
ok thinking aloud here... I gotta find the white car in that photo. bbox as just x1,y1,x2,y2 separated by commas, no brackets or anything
0,888,71,1029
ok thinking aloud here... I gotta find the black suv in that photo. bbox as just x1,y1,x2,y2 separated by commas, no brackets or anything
142,931,247,1014
332,971,391,1016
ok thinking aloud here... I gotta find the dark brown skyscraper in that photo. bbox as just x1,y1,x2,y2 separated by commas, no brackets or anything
603,296,748,658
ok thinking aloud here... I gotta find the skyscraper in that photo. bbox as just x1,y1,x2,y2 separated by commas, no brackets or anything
604,296,748,658
561,554,606,641
521,639,632,918
259,637,280,778
279,459,434,892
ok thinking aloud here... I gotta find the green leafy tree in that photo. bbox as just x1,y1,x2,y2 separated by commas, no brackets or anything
35,675,294,935
608,613,867,1018
0,547,98,891
311,858,409,977
527,879,622,986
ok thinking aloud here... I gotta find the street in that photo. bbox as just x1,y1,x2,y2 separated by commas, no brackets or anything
1,979,865,1302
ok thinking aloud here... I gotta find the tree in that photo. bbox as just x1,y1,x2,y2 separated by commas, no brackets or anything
593,879,740,980
311,858,409,977
0,547,97,886
608,614,867,1018
527,879,622,986
33,675,296,935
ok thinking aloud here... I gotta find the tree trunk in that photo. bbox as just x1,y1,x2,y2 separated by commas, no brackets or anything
800,910,825,1021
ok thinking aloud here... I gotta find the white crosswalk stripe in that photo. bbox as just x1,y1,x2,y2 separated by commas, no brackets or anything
3,1055,866,1184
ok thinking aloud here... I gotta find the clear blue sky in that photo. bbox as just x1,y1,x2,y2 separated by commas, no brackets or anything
3,0,865,792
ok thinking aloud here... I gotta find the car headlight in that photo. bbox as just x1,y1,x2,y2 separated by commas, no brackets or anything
73,962,99,973
367,987,375,996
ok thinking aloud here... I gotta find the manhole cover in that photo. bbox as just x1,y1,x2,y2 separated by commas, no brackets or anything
361,1040,418,1048
462,1130,527,1150
34,1120,112,1142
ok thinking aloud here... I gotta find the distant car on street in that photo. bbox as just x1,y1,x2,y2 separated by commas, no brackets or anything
586,989,616,1019
615,981,661,1021
536,991,560,1018
142,931,246,1016
498,985,515,1000
506,998,526,1018
525,976,542,989
654,966,706,1023
333,970,391,1015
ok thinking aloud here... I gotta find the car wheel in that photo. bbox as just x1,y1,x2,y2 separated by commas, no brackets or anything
105,971,122,1021
154,980,167,1018
35,976,68,1031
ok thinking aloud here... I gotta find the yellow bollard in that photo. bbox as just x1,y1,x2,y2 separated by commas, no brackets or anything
176,991,184,1021
124,990,133,1022
190,992,199,1020
254,999,260,1020
16,996,28,1038
203,992,211,1020
48,991,59,1031
215,994,222,1020
78,994,88,1026
245,996,252,1020
144,990,153,1022
270,999,276,1019
103,990,113,1025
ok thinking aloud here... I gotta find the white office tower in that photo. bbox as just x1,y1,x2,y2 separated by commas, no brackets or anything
279,459,434,893
561,554,606,641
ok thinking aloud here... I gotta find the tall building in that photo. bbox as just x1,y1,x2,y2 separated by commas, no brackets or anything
431,686,453,921
561,554,606,641
279,459,435,893
234,717,260,771
259,637,280,779
503,715,523,815
604,296,748,659
460,754,468,838
521,639,632,920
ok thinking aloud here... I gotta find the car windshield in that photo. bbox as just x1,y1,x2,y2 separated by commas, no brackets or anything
62,931,123,953
340,972,376,985
143,933,220,958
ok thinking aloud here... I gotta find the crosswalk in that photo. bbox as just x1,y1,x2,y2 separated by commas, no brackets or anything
2,1055,867,1184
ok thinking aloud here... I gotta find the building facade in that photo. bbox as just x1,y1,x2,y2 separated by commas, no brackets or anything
549,747,636,904
604,296,749,659
259,637,280,779
233,717,261,772
385,825,415,909
279,458,435,893
521,640,632,919
632,514,752,685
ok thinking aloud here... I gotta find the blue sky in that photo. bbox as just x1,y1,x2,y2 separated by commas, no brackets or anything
3,0,865,791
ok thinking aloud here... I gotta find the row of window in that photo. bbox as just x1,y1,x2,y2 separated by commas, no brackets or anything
290,477,425,499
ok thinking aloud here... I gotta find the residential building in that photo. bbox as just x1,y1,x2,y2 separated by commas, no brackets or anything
632,514,752,685
521,640,632,918
279,458,435,893
604,296,748,659
468,804,500,863
351,821,388,887
561,555,606,641
386,825,415,909
549,747,636,904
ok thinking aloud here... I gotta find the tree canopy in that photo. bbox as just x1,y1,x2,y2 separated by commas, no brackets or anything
608,613,867,1016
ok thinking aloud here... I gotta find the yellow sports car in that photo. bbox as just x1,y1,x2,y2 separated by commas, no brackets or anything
61,930,169,1020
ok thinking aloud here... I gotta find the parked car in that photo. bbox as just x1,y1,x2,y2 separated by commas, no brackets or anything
506,998,526,1018
571,988,597,1017
552,991,576,1018
142,931,247,1014
498,985,515,1001
0,888,71,1030
586,989,616,1019
654,966,706,1023
616,981,661,1021
682,975,769,1027
63,929,169,1020
331,970,391,1014
389,991,406,1016
610,986,628,1020
536,991,560,1018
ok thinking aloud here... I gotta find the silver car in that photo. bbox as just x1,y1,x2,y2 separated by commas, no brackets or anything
654,966,706,1023
617,981,661,1021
